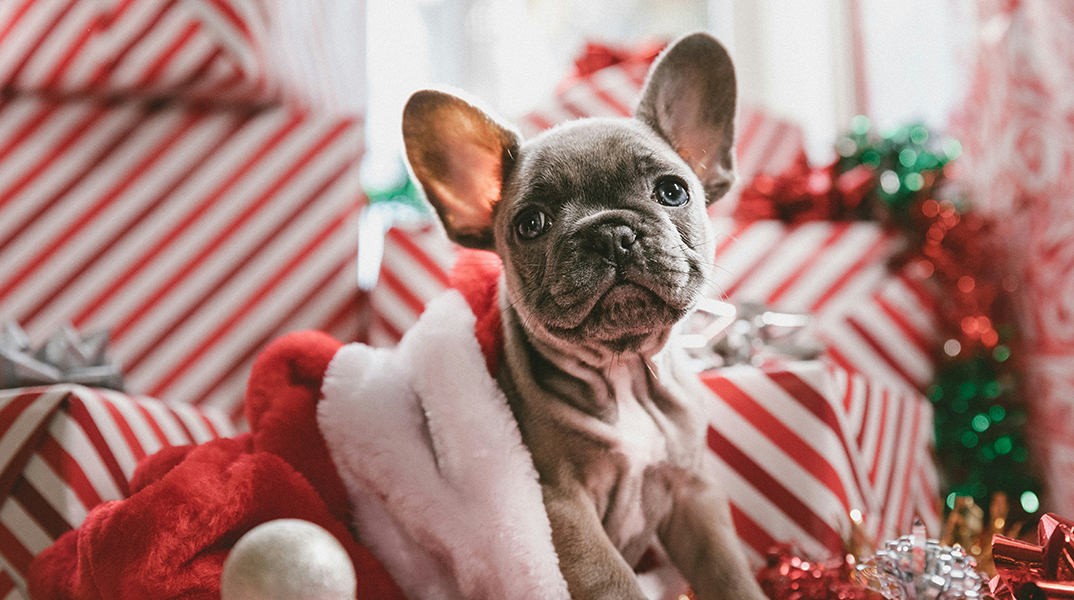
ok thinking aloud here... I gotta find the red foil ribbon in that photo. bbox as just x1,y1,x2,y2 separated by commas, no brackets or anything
755,545,883,600
735,158,875,223
992,513,1074,600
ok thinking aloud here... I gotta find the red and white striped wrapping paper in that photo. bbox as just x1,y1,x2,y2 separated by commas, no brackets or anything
367,224,454,347
708,218,940,393
0,94,368,423
0,384,235,596
701,360,940,565
0,0,354,109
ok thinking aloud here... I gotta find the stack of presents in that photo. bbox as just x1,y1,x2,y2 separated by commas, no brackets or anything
0,2,943,598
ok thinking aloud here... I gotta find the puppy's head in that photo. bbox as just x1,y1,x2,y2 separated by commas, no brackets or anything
403,32,736,355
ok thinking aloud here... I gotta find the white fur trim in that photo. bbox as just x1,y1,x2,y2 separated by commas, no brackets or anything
319,290,570,600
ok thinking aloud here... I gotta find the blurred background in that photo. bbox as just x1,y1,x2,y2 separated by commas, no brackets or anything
361,0,975,186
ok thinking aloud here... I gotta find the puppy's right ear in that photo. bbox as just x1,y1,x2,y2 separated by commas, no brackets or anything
403,90,521,250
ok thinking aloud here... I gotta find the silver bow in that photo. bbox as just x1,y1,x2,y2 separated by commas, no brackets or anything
681,299,823,370
857,527,988,600
0,322,125,390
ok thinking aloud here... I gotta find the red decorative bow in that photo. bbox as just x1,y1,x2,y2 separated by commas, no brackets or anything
991,513,1074,599
735,157,875,223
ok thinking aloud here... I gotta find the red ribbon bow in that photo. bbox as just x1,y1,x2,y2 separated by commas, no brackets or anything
735,157,875,224
992,513,1074,599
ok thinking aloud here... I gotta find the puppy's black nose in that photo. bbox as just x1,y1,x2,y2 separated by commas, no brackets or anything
594,224,637,266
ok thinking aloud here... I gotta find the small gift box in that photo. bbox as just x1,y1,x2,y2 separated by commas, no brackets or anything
0,384,236,594
700,360,941,566
990,513,1074,600
709,217,940,393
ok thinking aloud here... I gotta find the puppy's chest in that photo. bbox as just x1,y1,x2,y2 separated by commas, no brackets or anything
603,366,672,470
586,365,693,554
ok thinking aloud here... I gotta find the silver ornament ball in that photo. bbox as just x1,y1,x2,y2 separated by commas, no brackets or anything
221,518,357,600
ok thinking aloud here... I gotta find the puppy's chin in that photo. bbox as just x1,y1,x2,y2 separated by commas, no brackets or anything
545,282,687,353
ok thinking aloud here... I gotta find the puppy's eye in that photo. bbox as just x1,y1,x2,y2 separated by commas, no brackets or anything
516,209,550,240
654,178,689,207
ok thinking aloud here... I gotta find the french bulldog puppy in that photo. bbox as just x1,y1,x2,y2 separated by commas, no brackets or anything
402,32,768,600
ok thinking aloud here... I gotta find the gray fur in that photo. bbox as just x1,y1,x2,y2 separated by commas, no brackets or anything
403,32,768,600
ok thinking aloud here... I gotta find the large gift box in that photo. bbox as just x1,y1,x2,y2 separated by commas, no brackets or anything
0,384,236,595
701,360,940,566
0,0,368,423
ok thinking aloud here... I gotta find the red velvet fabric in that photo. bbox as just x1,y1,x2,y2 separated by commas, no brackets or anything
27,331,404,600
449,249,504,376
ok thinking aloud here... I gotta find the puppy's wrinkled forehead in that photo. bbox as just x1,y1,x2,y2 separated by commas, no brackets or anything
506,119,689,209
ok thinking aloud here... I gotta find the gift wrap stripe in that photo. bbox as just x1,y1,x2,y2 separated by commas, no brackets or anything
0,385,235,593
0,0,283,104
706,426,844,555
0,94,365,420
765,369,873,505
0,569,19,600
706,375,855,512
701,363,939,564
709,218,938,392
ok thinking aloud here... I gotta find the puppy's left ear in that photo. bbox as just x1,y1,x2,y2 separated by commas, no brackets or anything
636,32,737,204
403,90,521,250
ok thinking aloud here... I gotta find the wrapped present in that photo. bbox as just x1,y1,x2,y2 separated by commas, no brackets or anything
700,360,941,566
0,383,236,594
0,0,362,109
0,1,368,423
0,93,367,422
708,218,940,393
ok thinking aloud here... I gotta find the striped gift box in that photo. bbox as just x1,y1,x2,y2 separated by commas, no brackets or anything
0,0,350,108
0,384,236,596
702,361,940,565
0,94,368,423
709,218,939,393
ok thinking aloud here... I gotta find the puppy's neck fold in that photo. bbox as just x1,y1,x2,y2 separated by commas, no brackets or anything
499,289,673,421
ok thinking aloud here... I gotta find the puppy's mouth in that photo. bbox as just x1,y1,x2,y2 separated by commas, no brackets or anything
590,282,662,328
546,278,687,350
